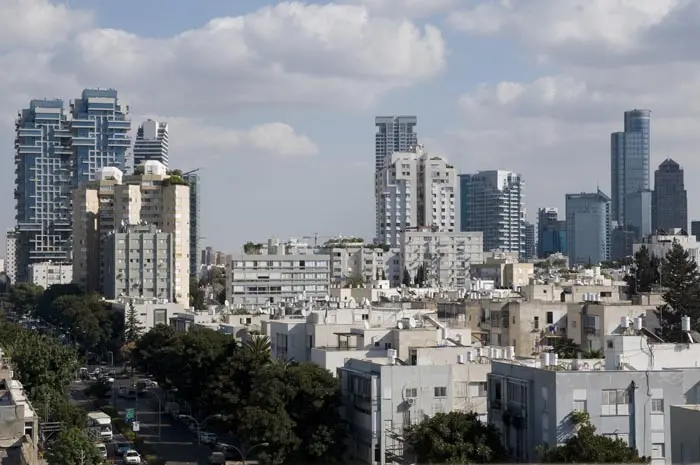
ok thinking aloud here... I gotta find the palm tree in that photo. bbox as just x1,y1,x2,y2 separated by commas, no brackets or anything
244,335,271,359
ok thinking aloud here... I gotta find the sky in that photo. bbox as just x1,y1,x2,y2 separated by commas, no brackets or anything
3,0,700,251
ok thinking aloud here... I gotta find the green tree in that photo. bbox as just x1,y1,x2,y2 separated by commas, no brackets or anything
625,246,660,295
655,242,700,341
7,283,43,316
404,411,505,464
190,281,206,309
402,268,411,287
539,411,648,463
45,426,103,465
244,336,271,359
124,301,144,343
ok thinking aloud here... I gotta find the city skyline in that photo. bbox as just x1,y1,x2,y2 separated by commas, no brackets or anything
4,0,700,249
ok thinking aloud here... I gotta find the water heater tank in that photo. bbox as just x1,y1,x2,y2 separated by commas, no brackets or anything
620,316,630,328
682,316,691,332
457,354,465,364
634,317,643,331
540,352,549,366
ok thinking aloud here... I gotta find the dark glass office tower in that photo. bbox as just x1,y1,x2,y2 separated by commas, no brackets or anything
652,158,687,232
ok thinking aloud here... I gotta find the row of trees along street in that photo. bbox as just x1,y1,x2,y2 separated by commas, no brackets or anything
0,317,102,464
131,324,347,465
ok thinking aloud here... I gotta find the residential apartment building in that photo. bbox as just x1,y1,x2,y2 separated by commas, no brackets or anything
488,331,700,464
652,158,687,232
182,171,200,277
524,222,536,259
110,296,183,332
320,239,401,287
27,262,72,288
102,224,174,300
611,109,651,227
133,119,169,168
375,116,418,243
70,88,131,185
399,230,483,289
72,161,190,302
565,190,611,265
459,170,525,255
376,145,457,247
14,99,72,281
537,207,566,258
225,249,331,309
4,230,17,284
634,229,699,263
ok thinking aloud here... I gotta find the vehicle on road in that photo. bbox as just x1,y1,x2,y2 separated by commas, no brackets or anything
87,411,113,442
208,451,226,464
94,443,107,459
118,386,137,399
124,450,142,464
199,431,217,445
116,442,132,456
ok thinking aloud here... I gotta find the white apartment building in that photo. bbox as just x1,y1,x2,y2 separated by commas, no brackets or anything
321,239,401,287
27,262,72,288
400,231,483,289
4,230,17,284
376,145,457,247
109,296,184,332
489,327,700,464
133,119,169,169
72,161,190,303
103,224,174,300
225,250,331,309
634,228,699,262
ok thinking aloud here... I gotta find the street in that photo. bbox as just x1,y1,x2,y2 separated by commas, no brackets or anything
70,374,213,464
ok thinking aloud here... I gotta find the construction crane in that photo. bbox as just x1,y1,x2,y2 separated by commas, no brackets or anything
182,168,201,177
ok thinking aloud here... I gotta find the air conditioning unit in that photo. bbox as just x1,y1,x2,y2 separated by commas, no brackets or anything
406,398,415,405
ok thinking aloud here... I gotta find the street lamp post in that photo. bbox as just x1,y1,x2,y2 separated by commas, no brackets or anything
228,442,270,465
180,414,221,446
107,351,115,407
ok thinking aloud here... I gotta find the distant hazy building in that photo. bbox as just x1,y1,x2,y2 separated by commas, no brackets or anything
537,208,566,258
566,190,611,265
652,158,687,232
626,189,652,237
610,109,651,227
134,119,169,169
376,145,457,247
103,224,174,300
460,170,525,255
692,221,700,242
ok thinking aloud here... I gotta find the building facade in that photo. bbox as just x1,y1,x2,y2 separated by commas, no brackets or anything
182,171,200,277
27,262,72,289
103,224,174,300
225,252,331,309
565,191,611,265
320,239,400,287
537,208,566,258
70,88,131,185
611,109,651,227
691,221,700,242
460,170,525,255
633,229,699,263
523,222,536,260
399,230,483,289
4,230,18,284
376,145,457,247
14,99,72,281
375,116,418,244
626,189,653,237
133,119,169,169
72,161,190,302
652,158,687,232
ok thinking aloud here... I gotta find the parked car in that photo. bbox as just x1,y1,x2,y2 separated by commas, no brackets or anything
124,449,142,464
94,443,107,459
199,431,217,445
116,442,132,456
208,451,226,464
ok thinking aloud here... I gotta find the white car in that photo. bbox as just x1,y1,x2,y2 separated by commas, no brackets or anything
199,431,217,444
124,450,142,464
94,443,107,459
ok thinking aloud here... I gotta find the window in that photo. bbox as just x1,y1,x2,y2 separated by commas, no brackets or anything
546,311,554,324
651,399,664,413
533,316,540,330
602,389,629,415
469,382,487,397
434,386,447,397
405,388,417,398
651,443,665,458
573,400,587,412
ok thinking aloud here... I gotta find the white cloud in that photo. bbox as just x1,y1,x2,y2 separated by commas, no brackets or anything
354,0,458,19
446,0,700,221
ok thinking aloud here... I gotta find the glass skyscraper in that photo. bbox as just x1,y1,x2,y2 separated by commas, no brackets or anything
652,158,687,232
566,190,611,265
70,88,131,185
610,109,651,228
14,99,73,281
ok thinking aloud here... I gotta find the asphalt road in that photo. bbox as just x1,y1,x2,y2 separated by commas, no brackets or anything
69,375,213,465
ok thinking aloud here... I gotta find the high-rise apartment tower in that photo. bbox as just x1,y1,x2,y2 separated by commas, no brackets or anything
134,119,169,169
